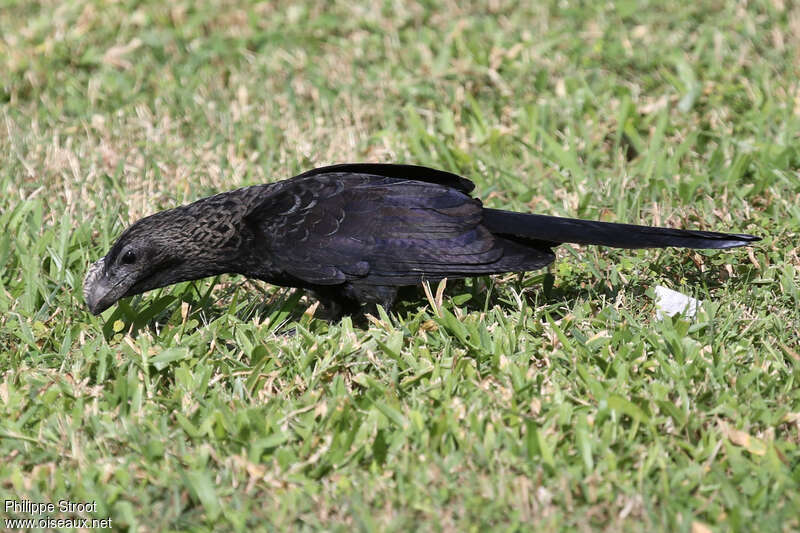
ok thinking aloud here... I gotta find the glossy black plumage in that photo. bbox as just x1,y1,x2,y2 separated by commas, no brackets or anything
83,164,760,316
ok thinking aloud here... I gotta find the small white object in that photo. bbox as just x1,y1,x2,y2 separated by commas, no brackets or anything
654,286,701,319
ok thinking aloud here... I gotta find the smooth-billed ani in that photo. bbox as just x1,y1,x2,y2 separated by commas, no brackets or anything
84,164,760,317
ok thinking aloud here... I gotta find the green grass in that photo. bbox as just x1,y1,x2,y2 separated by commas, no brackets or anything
1,0,799,530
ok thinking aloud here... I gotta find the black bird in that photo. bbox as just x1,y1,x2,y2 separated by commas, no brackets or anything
84,163,760,317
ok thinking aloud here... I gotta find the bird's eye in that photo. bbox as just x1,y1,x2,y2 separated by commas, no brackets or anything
121,250,137,264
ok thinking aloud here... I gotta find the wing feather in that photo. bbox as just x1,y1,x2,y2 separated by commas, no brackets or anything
245,172,508,286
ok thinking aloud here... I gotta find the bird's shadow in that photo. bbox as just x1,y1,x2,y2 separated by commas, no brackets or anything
100,278,308,341
392,252,761,323
101,254,761,341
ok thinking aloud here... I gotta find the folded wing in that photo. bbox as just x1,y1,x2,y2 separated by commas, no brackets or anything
245,172,554,287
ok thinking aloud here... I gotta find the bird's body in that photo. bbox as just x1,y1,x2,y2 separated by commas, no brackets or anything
84,164,759,316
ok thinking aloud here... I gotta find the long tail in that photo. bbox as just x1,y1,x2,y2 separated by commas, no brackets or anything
483,209,760,249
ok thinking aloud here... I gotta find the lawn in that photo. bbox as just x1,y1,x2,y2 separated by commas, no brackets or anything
1,0,799,531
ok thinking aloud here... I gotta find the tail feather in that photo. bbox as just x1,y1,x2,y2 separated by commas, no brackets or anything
483,209,760,250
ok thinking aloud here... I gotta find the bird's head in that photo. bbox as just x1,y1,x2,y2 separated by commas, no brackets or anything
83,203,245,315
